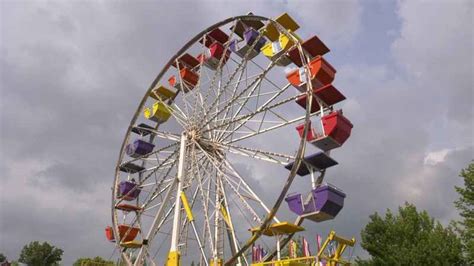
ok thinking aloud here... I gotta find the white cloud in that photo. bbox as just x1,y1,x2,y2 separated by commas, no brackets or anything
424,148,451,166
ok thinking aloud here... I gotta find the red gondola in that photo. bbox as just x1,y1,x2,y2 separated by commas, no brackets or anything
197,42,231,70
295,110,353,151
200,28,229,47
168,67,199,92
105,225,140,242
287,36,330,67
171,53,200,70
286,56,336,92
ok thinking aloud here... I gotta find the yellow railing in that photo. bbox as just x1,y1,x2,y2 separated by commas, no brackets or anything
251,256,316,266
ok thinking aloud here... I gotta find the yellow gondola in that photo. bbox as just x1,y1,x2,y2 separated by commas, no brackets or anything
144,102,172,123
149,85,177,101
261,31,300,66
263,13,300,41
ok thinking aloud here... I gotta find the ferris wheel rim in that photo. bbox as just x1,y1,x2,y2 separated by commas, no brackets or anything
111,14,317,265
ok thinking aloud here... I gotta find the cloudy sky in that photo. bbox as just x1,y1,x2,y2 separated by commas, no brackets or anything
0,0,472,264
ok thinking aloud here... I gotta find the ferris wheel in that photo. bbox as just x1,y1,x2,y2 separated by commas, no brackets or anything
105,13,354,266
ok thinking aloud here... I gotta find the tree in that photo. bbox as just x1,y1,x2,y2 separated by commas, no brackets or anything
0,253,6,262
73,256,114,266
357,203,463,265
454,162,474,263
18,241,63,266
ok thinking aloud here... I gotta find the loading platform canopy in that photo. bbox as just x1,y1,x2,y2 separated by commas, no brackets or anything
285,152,338,176
251,222,304,236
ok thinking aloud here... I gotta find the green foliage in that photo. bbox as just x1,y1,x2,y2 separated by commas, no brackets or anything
357,203,463,265
0,253,6,262
18,241,63,266
73,256,114,266
454,162,474,263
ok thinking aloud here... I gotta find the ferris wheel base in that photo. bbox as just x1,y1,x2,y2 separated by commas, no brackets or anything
252,260,310,266
166,251,180,266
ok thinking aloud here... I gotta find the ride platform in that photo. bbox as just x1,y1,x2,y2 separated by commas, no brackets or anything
120,240,143,249
250,222,304,237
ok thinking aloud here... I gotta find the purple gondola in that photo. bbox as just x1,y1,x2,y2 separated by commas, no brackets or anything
126,139,155,158
118,181,141,201
230,28,266,59
285,184,346,222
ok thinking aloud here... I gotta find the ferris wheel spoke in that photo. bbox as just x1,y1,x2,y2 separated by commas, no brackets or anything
202,92,300,140
219,155,281,224
200,31,269,131
218,83,292,141
116,147,179,207
213,39,300,133
226,104,328,144
213,69,263,140
219,174,250,266
194,143,262,226
195,143,279,228
214,142,294,165
201,59,274,133
197,21,241,124
134,176,177,265
193,150,217,255
120,141,179,168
